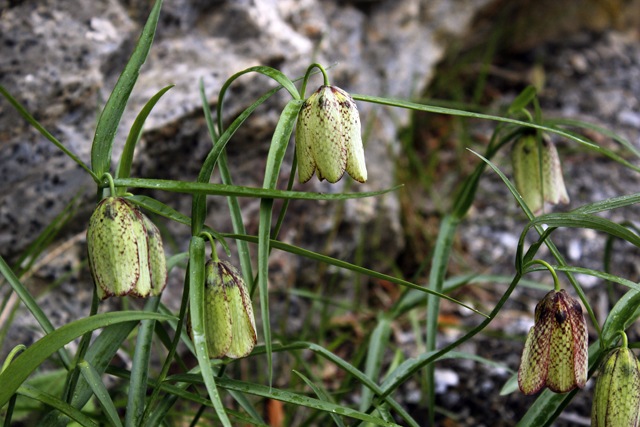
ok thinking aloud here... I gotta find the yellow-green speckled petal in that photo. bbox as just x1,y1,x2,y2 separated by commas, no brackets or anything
311,86,346,183
592,347,640,427
512,135,543,214
541,138,570,205
333,87,367,183
204,260,232,359
128,206,151,298
295,95,317,184
221,262,256,358
87,197,140,300
142,214,168,297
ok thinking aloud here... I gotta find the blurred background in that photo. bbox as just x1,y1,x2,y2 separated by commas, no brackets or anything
2,0,640,425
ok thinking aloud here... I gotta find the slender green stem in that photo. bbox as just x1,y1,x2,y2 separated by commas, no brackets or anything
525,260,560,291
63,286,99,404
101,173,116,197
200,232,219,262
2,395,16,427
1,345,26,373
619,331,629,348
300,63,329,99
139,262,192,427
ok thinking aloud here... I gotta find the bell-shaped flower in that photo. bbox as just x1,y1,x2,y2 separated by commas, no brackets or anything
189,259,257,359
511,135,569,214
87,197,167,300
592,336,640,426
518,289,588,394
295,85,367,184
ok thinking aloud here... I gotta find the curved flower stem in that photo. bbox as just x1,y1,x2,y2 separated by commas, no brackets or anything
525,259,561,291
300,63,330,99
200,232,219,262
101,173,116,197
619,330,629,348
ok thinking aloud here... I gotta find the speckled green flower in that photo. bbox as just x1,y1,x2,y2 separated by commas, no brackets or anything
512,135,569,214
295,85,367,184
592,340,640,427
87,197,167,300
189,259,257,359
518,289,588,394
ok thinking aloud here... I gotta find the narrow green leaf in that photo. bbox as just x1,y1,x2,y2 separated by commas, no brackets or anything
0,255,72,369
188,236,232,427
223,233,487,316
36,321,139,427
116,85,174,195
293,370,346,427
602,288,640,348
425,214,460,426
360,316,392,412
546,118,640,159
78,361,123,427
17,385,99,427
0,84,97,181
508,86,537,114
91,0,163,177
125,296,160,427
258,100,303,386
113,177,401,200
571,192,640,214
525,265,640,293
354,94,640,173
165,374,400,427
0,311,175,407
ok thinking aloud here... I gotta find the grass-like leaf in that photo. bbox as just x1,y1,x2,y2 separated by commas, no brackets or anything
91,0,162,177
508,86,537,114
258,99,303,386
359,315,392,412
17,385,99,427
0,85,97,181
116,85,174,195
0,255,72,370
165,374,400,427
0,311,175,407
223,233,487,316
187,237,232,427
77,361,123,427
354,94,640,173
293,370,346,427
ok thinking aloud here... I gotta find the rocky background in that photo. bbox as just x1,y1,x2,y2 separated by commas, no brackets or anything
2,0,640,425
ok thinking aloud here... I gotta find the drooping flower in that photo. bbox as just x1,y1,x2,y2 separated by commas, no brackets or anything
518,289,588,394
511,135,569,214
295,85,367,184
592,335,640,427
188,259,257,359
87,197,167,300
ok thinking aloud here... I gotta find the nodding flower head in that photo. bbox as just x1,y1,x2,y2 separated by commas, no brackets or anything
518,289,588,394
511,135,569,214
87,197,167,300
295,85,367,184
188,259,257,359
592,339,640,427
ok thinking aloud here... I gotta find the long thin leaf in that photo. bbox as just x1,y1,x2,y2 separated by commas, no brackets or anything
78,361,123,427
188,236,232,427
359,315,392,412
91,0,162,177
115,85,174,195
258,99,303,386
0,255,72,369
165,374,399,427
294,370,346,427
112,177,401,200
17,385,99,427
224,234,487,317
0,311,175,407
354,94,640,173
0,85,97,181
125,296,160,427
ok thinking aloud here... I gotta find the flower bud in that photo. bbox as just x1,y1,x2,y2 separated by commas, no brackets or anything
295,85,367,184
511,135,569,214
518,289,588,394
87,197,167,300
592,346,640,426
189,259,257,359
